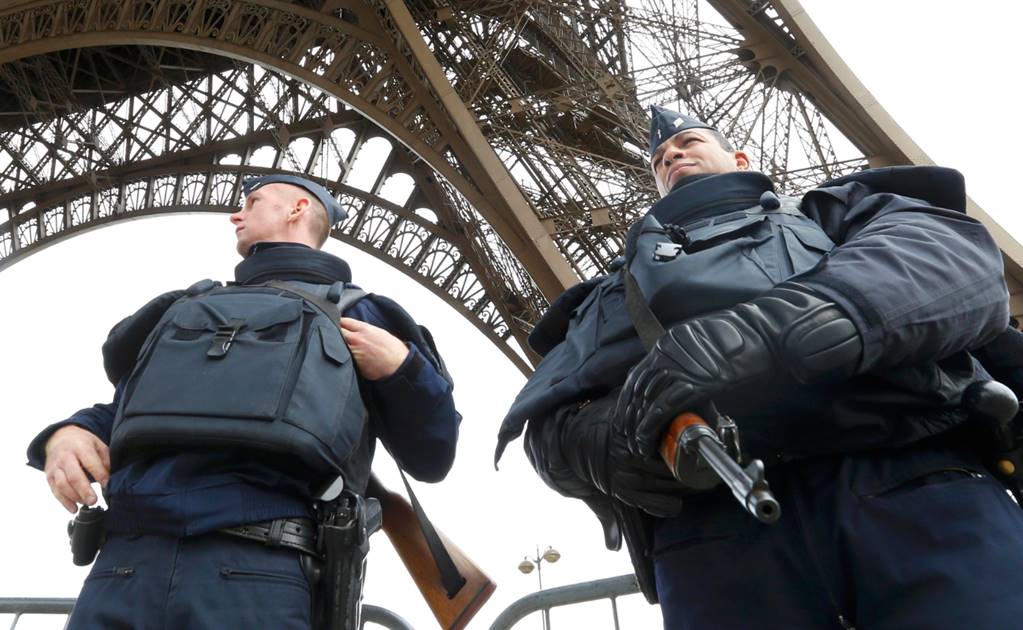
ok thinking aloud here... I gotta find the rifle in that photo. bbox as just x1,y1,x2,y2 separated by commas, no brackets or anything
659,404,781,524
366,476,496,630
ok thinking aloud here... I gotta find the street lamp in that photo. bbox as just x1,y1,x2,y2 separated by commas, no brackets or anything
518,545,561,629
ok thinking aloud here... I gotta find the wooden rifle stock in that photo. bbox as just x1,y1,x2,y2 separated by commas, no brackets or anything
366,476,496,630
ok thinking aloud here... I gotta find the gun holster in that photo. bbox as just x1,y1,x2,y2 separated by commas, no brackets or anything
68,505,107,567
963,380,1023,501
308,490,383,630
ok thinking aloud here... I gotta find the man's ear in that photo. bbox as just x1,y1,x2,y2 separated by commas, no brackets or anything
288,197,310,224
734,151,750,171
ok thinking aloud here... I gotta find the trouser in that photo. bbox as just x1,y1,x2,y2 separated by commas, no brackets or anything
652,444,1023,630
67,531,312,630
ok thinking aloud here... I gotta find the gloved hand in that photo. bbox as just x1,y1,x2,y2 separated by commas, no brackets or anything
525,409,601,502
525,391,686,517
617,283,863,456
525,416,624,549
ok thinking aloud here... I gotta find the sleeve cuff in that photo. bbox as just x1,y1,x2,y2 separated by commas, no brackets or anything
25,420,103,470
374,343,426,385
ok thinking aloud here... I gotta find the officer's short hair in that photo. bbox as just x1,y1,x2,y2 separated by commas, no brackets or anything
305,197,330,248
706,128,735,152
243,175,342,249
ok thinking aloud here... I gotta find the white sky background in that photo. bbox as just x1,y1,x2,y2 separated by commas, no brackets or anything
1,1,1021,628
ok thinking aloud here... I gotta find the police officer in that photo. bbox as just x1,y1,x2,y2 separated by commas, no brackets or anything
27,175,461,629
502,106,1023,628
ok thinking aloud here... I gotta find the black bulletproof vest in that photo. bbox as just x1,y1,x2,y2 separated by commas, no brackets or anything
497,170,981,463
497,174,833,461
108,279,368,482
628,193,833,323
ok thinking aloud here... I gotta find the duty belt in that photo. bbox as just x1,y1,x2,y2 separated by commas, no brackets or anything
219,517,318,556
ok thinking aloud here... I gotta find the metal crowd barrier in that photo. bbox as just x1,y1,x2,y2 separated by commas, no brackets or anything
0,573,641,629
488,574,640,630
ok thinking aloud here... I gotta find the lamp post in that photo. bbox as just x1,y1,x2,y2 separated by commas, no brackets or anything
518,545,561,629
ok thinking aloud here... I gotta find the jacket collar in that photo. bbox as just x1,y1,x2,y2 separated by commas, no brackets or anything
649,171,775,225
234,242,352,285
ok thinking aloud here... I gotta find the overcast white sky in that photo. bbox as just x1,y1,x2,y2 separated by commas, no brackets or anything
1,2,1021,629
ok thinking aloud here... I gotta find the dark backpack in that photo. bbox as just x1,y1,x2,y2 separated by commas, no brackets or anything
109,279,368,479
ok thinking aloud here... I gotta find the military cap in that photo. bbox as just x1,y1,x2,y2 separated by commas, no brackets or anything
649,105,716,155
242,174,346,225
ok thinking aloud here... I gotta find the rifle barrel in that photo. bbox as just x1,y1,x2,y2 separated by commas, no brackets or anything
660,412,780,524
691,433,780,523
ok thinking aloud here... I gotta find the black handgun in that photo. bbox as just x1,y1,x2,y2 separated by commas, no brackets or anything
68,505,106,566
311,491,383,630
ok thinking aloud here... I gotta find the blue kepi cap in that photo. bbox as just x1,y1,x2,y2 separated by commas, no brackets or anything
242,174,346,225
649,105,716,155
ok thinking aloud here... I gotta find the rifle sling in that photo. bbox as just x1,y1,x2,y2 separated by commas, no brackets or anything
623,267,665,352
398,467,467,598
268,279,467,598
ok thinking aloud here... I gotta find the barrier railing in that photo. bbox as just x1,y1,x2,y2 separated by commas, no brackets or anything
488,574,640,630
0,573,641,629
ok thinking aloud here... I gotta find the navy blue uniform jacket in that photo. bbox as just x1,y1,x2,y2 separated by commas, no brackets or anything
497,166,1009,461
27,243,460,536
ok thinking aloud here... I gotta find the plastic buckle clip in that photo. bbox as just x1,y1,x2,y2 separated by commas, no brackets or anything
207,319,244,358
654,242,683,262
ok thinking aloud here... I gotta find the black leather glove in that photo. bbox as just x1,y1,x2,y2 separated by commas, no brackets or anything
524,417,623,549
617,283,863,456
525,409,600,501
526,392,686,517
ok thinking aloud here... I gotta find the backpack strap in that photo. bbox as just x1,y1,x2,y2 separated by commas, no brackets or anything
262,280,367,322
336,287,369,313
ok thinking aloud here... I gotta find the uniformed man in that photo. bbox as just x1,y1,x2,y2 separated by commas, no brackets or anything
502,106,1023,628
27,175,461,629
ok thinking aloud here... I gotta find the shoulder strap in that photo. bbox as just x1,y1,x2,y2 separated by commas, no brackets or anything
336,287,369,313
623,267,665,352
397,467,467,598
677,196,804,234
262,280,366,323
311,285,464,596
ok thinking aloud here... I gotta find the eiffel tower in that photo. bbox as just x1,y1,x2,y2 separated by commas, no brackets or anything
1,0,1019,374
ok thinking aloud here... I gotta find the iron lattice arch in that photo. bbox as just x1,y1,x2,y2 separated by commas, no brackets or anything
1,0,940,370
0,62,539,372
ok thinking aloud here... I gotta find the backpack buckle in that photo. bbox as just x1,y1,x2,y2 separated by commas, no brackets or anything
208,319,244,358
654,241,683,262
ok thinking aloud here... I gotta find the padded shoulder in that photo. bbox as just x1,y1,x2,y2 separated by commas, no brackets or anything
359,293,453,385
102,288,188,384
527,275,608,357
815,165,966,212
